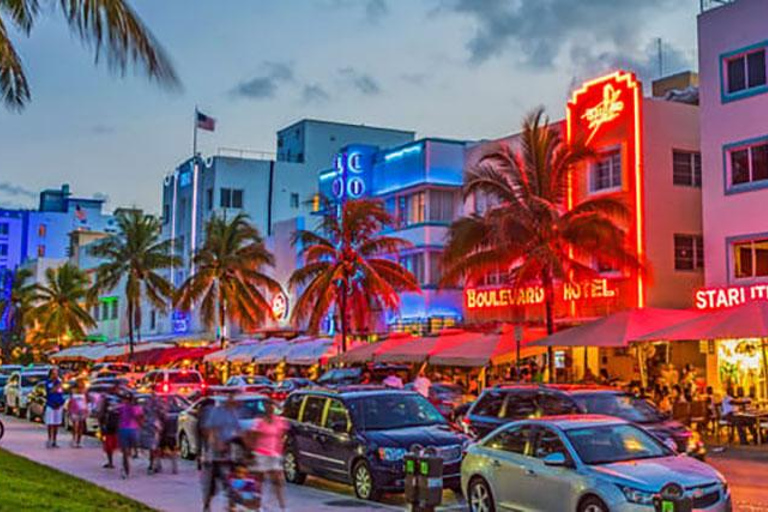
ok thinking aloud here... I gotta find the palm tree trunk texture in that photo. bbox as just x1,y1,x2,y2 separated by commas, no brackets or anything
218,295,226,349
339,275,348,354
127,299,135,361
542,270,556,383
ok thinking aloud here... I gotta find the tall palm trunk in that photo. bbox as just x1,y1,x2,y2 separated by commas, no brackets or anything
542,270,556,383
127,299,135,361
339,274,348,354
218,289,226,349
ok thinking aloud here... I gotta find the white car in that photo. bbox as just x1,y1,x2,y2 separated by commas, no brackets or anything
462,415,731,512
4,370,48,417
138,369,206,397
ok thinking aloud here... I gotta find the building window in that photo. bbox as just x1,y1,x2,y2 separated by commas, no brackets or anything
0,222,8,236
206,188,213,211
93,304,100,322
397,191,426,227
232,189,243,209
399,252,425,284
221,188,243,208
0,244,7,257
111,300,118,320
734,238,768,279
38,224,46,237
672,150,702,187
674,234,704,271
728,140,768,188
290,193,300,209
590,150,622,193
162,204,170,224
37,245,45,257
428,190,457,223
724,47,767,96
220,188,231,208
427,252,443,287
150,310,157,330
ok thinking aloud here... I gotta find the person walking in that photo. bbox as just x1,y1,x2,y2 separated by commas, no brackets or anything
201,393,241,512
97,384,120,468
413,370,431,398
155,396,178,474
44,368,66,448
67,379,88,448
251,400,287,511
117,393,143,479
140,392,163,474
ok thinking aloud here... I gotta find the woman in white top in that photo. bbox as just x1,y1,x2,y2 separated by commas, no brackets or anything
68,380,88,448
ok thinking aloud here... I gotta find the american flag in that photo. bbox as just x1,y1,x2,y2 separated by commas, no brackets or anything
74,204,87,222
196,110,216,132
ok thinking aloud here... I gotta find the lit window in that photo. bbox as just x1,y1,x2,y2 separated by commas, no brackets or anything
590,150,622,193
734,238,768,279
674,234,704,271
672,150,702,187
725,48,767,95
728,141,768,188
38,224,46,237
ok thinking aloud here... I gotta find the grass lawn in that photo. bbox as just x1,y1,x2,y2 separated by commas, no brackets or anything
0,448,156,512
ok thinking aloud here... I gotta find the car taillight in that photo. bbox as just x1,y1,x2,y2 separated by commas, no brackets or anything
162,383,169,394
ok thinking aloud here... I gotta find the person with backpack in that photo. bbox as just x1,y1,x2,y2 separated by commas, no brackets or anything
97,384,121,469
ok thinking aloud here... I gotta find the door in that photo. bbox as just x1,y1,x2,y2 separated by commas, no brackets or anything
317,398,355,480
518,427,575,512
482,424,535,511
296,395,328,474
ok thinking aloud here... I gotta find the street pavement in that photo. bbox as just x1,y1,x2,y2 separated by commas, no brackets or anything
2,413,768,511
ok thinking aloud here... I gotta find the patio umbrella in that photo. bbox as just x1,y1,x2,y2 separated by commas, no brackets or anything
529,308,702,348
375,329,484,364
285,338,337,366
252,341,293,365
231,338,286,363
334,332,416,364
636,301,768,341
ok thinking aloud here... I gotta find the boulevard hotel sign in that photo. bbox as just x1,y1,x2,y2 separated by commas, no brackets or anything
465,279,618,311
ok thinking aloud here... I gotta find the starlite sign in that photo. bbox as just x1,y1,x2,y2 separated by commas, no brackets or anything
581,83,625,143
694,284,768,310
465,279,617,310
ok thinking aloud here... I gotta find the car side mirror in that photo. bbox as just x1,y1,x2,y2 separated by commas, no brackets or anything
542,452,568,467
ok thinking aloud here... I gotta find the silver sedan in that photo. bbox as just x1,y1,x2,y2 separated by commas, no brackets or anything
461,415,731,512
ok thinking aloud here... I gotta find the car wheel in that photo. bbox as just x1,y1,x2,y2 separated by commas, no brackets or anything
468,477,495,512
17,406,26,419
283,449,306,485
352,460,380,501
579,495,609,512
179,433,193,460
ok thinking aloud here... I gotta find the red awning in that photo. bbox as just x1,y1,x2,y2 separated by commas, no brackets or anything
375,329,486,364
530,308,702,348
130,346,214,366
334,333,416,364
429,326,549,367
637,301,768,341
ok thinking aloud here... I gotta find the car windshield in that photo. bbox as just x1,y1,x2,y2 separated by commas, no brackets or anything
21,374,46,387
161,395,190,412
573,393,665,424
351,393,446,430
168,373,202,384
236,399,267,419
566,424,673,465
432,384,463,398
241,376,271,385
319,368,360,383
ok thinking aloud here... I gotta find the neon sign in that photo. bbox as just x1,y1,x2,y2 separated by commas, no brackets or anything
384,144,422,162
325,145,374,201
271,292,289,321
694,284,768,310
465,279,617,310
581,83,624,143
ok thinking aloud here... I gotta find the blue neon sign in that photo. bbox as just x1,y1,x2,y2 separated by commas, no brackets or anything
383,144,422,162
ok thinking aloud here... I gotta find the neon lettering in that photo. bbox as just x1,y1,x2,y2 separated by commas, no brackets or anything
581,83,624,143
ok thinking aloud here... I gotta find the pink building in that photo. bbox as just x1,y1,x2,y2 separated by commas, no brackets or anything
699,0,768,288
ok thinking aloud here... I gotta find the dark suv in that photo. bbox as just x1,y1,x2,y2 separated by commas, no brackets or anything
462,385,578,438
282,386,468,501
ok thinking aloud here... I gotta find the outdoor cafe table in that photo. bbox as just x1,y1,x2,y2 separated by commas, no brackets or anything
733,409,768,445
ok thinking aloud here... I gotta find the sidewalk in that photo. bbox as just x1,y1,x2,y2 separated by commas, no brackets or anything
0,415,396,512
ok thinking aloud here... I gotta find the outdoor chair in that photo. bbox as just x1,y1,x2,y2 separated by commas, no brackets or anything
689,400,709,432
672,401,691,425
714,403,735,445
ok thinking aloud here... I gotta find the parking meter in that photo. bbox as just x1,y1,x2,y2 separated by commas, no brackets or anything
404,444,424,505
415,447,444,510
653,483,692,512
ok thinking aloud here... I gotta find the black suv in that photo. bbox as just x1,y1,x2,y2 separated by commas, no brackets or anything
462,385,578,438
282,386,468,501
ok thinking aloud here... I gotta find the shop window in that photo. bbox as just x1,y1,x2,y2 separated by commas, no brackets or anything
734,238,768,279
590,150,622,193
93,304,100,322
0,222,8,236
674,234,704,271
728,140,768,189
724,47,767,97
672,150,702,187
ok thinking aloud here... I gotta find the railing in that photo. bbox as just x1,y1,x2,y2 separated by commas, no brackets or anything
216,147,276,160
699,0,735,13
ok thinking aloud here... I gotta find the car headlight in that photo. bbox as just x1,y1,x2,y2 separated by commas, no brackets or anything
619,485,656,505
377,447,407,461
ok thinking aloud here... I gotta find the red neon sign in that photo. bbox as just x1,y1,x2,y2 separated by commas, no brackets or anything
465,279,618,311
567,70,644,308
694,284,768,310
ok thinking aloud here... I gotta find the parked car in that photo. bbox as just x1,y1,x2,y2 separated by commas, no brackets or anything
4,370,48,417
225,375,273,388
90,362,132,377
404,382,469,420
282,387,468,501
564,387,707,460
0,374,10,411
316,367,362,387
462,385,579,438
138,369,206,397
0,364,23,375
462,415,730,512
271,378,314,403
24,382,49,422
177,393,268,460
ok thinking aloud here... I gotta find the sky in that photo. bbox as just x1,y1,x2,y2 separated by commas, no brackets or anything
0,0,701,214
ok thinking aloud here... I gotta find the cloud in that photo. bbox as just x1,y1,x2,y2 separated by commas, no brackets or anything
365,0,388,24
338,67,382,95
230,61,295,100
441,0,687,70
401,72,429,85
302,84,331,104
91,124,115,135
0,181,36,199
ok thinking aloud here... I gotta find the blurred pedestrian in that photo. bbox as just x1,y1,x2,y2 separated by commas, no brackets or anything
97,384,120,469
117,393,143,479
251,400,287,511
413,369,431,398
201,393,241,512
67,379,88,448
156,396,178,474
44,367,65,448
383,370,403,389
140,393,163,474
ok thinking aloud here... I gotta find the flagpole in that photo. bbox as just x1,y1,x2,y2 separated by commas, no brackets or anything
193,106,198,159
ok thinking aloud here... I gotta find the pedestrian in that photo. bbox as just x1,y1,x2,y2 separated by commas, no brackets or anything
97,384,120,469
413,369,431,398
383,370,404,389
201,393,241,512
155,396,178,474
117,393,143,479
67,379,88,448
251,400,287,511
44,367,66,448
140,393,163,474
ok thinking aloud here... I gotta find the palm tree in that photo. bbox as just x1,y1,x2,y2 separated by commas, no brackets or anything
90,209,179,359
29,263,96,348
0,268,35,354
442,108,639,382
176,212,281,347
289,198,420,353
1,0,179,110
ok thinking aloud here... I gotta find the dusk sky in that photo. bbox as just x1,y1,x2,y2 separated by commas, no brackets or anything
0,0,700,214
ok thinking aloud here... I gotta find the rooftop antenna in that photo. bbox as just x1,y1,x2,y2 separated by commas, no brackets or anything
657,37,664,78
